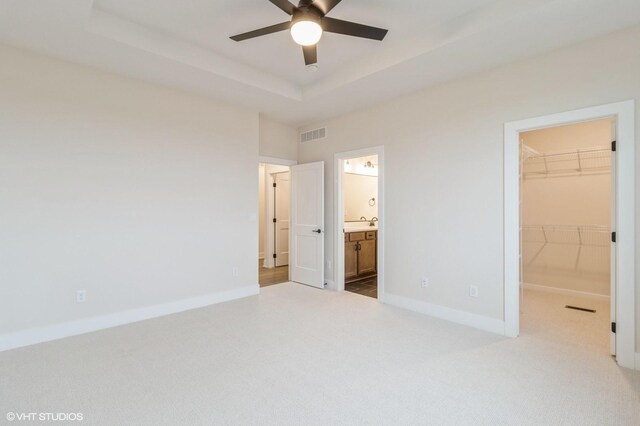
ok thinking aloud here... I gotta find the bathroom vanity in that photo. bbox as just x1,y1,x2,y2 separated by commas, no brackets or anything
344,229,377,283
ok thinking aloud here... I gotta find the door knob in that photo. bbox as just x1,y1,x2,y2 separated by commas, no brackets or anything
313,229,322,234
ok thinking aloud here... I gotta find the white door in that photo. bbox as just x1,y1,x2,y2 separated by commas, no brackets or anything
274,172,290,267
290,162,325,288
610,119,617,356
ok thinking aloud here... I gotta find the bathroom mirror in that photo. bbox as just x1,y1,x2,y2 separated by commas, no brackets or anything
343,174,378,221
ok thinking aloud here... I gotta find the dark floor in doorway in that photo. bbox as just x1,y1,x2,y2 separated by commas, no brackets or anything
346,277,377,299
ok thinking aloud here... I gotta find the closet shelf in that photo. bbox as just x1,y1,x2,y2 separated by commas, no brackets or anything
521,146,610,178
521,224,610,247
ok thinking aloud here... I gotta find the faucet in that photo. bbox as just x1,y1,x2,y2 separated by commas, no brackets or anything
360,216,367,221
369,217,378,227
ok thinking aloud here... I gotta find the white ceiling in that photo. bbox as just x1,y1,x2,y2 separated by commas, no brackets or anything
1,0,639,126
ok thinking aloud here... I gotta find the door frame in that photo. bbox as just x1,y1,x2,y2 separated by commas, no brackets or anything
504,100,635,369
334,146,385,301
259,156,296,270
272,171,290,267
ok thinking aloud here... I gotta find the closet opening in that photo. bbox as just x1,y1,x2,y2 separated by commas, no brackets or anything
519,118,615,355
258,161,292,287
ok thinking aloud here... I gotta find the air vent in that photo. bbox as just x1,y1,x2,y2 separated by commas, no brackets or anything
300,127,327,143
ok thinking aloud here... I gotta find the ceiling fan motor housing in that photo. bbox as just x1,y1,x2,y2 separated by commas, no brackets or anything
291,6,324,25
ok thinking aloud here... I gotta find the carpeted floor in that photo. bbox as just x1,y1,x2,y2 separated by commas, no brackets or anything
1,285,638,425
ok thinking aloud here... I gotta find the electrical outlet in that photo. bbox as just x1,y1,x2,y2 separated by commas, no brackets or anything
421,277,429,288
76,290,86,303
232,267,239,277
469,285,479,298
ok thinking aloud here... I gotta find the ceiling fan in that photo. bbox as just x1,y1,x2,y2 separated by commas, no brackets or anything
230,0,388,67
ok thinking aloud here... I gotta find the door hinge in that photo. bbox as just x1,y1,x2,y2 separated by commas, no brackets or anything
612,232,616,243
611,140,616,152
273,218,277,223
273,253,276,259
273,183,276,188
611,322,616,333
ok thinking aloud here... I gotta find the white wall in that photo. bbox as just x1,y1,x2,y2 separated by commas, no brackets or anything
344,174,378,221
521,120,612,296
0,44,259,336
258,115,298,161
298,25,640,349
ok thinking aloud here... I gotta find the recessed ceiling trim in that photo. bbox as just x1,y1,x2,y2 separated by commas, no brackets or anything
87,7,303,101
302,0,557,99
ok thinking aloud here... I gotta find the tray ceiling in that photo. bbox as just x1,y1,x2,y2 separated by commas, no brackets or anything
0,0,639,125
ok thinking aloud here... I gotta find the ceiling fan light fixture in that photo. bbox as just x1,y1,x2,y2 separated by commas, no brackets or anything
290,20,323,46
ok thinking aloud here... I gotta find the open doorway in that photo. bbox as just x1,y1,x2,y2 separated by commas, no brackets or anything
505,101,635,369
335,147,384,300
343,155,379,298
519,119,614,354
258,162,291,287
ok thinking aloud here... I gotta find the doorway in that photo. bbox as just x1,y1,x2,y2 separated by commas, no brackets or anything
519,119,614,354
258,161,293,287
335,147,385,300
504,100,636,370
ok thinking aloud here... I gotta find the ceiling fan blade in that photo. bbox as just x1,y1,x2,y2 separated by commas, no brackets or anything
230,21,291,41
303,44,317,65
322,17,388,41
312,0,342,15
269,0,296,15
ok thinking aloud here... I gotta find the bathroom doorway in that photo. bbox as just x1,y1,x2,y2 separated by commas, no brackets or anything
335,147,385,300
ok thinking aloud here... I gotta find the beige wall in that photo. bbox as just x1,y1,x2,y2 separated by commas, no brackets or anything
298,25,640,349
259,115,298,161
521,120,612,296
0,44,259,335
344,174,378,222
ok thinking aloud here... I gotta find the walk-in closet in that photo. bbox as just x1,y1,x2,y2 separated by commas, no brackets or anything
519,118,614,353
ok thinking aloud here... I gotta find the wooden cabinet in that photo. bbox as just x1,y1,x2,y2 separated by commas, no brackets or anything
345,241,359,281
345,230,377,283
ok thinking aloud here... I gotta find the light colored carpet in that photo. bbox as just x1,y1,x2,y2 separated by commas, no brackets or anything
1,284,638,425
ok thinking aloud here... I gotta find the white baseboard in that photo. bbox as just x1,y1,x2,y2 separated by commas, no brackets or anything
325,279,336,291
382,292,505,336
523,282,610,302
0,285,259,353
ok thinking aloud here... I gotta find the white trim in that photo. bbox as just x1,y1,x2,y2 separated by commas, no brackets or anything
383,292,505,335
504,100,635,369
258,156,297,166
325,279,335,291
523,283,610,302
635,352,640,371
0,285,259,353
334,146,385,301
